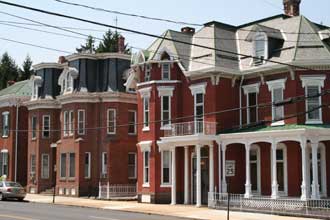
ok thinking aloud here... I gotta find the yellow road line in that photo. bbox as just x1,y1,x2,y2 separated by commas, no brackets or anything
0,214,40,220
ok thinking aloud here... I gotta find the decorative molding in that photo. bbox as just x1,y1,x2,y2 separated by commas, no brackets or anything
300,75,326,88
137,80,181,88
189,82,207,95
157,86,175,97
33,62,63,71
242,82,260,95
210,75,221,86
138,87,152,98
266,78,287,91
138,140,152,152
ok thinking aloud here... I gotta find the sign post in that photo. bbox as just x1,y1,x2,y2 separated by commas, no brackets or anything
225,160,236,220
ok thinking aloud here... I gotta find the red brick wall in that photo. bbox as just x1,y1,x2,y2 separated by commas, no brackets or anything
285,141,302,197
259,142,271,196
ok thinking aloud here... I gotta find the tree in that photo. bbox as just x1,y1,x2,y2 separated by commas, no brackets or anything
76,35,95,53
0,52,19,89
19,55,34,81
96,30,130,54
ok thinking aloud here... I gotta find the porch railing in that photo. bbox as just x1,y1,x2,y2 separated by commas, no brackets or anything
208,192,330,218
98,182,137,199
164,121,217,137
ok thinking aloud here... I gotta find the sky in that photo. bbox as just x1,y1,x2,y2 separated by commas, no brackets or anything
0,0,329,67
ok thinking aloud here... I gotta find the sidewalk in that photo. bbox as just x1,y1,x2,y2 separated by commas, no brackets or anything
25,194,319,220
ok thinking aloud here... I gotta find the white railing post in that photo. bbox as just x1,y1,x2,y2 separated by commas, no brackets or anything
107,182,110,199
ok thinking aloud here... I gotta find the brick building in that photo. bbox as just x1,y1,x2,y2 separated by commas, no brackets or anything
126,0,330,205
0,80,31,186
26,51,137,196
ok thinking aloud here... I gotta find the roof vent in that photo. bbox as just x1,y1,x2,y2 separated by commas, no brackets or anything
181,27,195,34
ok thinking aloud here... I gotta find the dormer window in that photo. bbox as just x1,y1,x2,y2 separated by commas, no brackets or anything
58,67,78,95
32,82,38,100
253,33,267,66
30,75,43,100
162,63,170,80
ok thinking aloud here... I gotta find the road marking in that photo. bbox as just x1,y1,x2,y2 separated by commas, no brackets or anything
0,214,40,220
89,216,120,220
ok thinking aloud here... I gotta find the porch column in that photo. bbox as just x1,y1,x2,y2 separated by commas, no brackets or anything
300,139,307,200
184,146,189,204
217,142,222,193
209,144,214,193
196,144,202,207
221,145,227,193
271,140,279,199
171,147,176,205
311,142,320,199
244,143,252,198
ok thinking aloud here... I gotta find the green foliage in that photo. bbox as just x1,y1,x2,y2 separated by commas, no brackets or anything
76,35,96,53
0,52,19,90
19,55,34,81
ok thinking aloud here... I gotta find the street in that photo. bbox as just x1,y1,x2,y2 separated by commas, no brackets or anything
0,200,190,220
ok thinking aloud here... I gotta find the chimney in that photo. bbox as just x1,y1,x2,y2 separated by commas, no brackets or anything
181,27,195,34
58,56,67,64
283,0,301,16
118,35,125,53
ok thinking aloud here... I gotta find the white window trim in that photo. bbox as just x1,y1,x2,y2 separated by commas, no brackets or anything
41,154,49,179
160,96,171,129
101,152,107,175
252,32,268,66
128,152,137,179
267,78,287,126
158,86,174,130
270,143,288,196
161,63,171,80
69,111,74,136
160,150,172,187
107,108,116,134
139,87,151,131
63,111,69,137
143,150,150,188
42,115,50,138
143,97,150,131
189,82,207,96
77,109,86,135
300,75,325,124
32,82,39,100
250,144,261,194
128,110,137,135
2,111,9,138
243,83,260,124
85,152,91,179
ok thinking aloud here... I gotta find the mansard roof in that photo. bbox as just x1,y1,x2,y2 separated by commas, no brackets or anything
0,80,31,98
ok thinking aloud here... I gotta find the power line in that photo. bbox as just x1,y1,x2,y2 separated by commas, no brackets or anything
6,89,330,133
0,37,72,53
54,0,329,36
53,0,202,27
0,1,318,72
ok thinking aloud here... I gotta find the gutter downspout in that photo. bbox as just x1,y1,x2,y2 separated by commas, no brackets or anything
14,98,19,182
239,76,244,128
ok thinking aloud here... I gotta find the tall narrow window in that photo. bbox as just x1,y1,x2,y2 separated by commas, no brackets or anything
2,112,9,137
143,151,149,185
77,109,85,135
306,86,321,122
161,96,170,127
276,149,285,192
143,98,150,129
145,64,151,81
42,115,50,138
30,154,36,175
0,152,8,176
128,110,136,135
273,88,284,121
248,92,257,124
69,111,74,136
254,33,266,66
41,154,49,179
162,63,170,80
250,149,258,191
31,116,37,139
63,111,69,137
128,153,136,179
60,153,67,178
84,152,91,178
69,153,75,178
107,109,116,134
161,150,171,185
195,93,204,133
101,152,107,175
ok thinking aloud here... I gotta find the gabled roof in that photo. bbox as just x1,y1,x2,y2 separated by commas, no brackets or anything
0,80,31,97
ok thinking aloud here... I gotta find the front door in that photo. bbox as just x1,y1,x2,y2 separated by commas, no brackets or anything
192,149,209,205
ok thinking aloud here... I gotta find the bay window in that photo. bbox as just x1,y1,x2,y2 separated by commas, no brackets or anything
42,115,50,138
128,110,136,135
69,111,74,136
63,111,69,137
143,97,150,129
31,116,37,139
77,109,85,135
107,109,116,134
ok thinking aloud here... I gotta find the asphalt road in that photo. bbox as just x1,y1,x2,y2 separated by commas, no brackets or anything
0,200,190,220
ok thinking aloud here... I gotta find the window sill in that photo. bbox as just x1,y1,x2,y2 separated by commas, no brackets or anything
142,127,150,132
160,125,172,131
2,136,8,139
128,133,137,136
142,183,150,188
31,138,37,141
128,177,137,180
305,120,323,125
271,120,285,127
107,132,116,135
160,184,171,188
68,178,76,182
